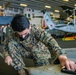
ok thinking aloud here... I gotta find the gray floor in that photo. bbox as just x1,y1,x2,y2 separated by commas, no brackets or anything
56,38,76,48
0,38,76,75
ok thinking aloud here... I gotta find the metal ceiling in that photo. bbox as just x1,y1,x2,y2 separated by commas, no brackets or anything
0,0,76,11
0,0,76,19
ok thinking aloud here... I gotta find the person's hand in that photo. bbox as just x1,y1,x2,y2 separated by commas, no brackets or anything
58,55,76,71
5,56,12,65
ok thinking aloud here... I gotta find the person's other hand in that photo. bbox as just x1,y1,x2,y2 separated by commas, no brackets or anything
58,55,76,71
5,56,12,65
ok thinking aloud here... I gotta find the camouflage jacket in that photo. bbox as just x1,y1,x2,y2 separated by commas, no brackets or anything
3,25,65,65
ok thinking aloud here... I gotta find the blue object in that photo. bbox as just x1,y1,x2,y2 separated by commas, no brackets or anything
0,16,13,25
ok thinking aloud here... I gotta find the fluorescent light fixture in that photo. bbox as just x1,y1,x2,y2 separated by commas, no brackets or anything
0,6,2,8
50,12,53,15
20,3,27,7
74,4,76,7
70,15,72,17
0,6,4,10
63,0,69,2
55,10,60,12
45,5,51,8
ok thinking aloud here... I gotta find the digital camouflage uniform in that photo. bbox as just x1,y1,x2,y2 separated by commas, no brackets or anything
3,25,65,70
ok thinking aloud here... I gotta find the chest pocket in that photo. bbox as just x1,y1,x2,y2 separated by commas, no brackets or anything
32,42,51,66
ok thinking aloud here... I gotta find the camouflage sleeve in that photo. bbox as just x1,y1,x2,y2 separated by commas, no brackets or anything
32,25,66,57
3,38,10,58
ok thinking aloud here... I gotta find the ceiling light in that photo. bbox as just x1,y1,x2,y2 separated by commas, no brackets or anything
63,0,69,2
45,5,51,8
70,15,72,18
0,6,2,8
74,4,76,7
50,12,53,15
55,10,60,12
20,3,27,7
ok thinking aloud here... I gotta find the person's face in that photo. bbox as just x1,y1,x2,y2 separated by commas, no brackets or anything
17,28,30,40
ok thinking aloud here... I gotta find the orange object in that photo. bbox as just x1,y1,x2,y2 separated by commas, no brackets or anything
62,36,76,41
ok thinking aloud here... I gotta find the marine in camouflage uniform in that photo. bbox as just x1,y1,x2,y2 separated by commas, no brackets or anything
6,24,13,37
3,24,65,70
